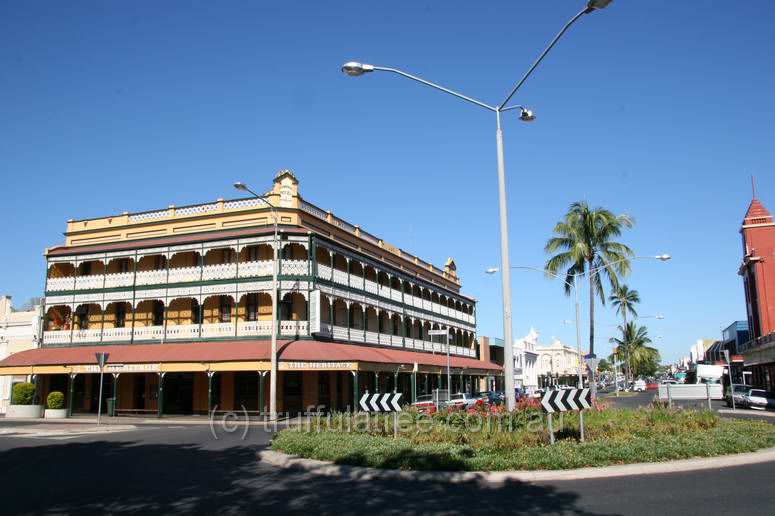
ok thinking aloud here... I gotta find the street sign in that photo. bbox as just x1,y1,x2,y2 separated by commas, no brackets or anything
95,352,109,368
541,388,592,413
723,349,731,363
359,393,402,412
585,357,600,370
427,330,448,337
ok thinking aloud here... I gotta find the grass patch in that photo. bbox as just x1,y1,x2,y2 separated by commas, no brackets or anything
271,405,775,471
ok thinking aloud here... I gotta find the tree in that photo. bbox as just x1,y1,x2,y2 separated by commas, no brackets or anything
545,201,634,391
609,284,640,382
597,358,611,373
608,322,661,379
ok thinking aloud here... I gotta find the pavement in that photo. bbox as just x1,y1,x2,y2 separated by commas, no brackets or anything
2,414,775,515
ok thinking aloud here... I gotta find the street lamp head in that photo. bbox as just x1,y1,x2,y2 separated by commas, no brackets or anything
485,267,500,274
656,315,665,320
519,108,536,122
656,254,671,261
233,181,248,191
563,320,573,325
586,0,613,12
341,62,375,77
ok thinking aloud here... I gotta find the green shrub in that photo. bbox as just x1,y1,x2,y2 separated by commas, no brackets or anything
12,382,35,405
47,391,65,410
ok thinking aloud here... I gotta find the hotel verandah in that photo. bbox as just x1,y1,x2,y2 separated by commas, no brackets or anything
0,170,500,416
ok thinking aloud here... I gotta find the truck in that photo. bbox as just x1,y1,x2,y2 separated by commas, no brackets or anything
687,364,724,385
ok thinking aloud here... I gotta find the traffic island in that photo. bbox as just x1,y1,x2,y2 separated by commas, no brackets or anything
269,404,775,473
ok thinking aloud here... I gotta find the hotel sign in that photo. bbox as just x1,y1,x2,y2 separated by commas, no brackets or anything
71,363,160,374
280,361,355,371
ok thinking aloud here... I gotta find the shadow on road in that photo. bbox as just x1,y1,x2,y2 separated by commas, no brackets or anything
0,439,620,515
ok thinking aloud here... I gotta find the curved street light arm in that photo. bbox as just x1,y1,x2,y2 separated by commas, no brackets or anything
509,265,576,291
499,8,589,110
374,66,496,112
588,255,669,277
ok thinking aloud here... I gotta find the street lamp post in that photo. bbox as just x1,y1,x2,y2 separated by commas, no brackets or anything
233,181,279,420
343,0,614,411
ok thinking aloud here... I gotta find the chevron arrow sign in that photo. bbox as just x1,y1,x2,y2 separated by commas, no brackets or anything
359,393,402,412
540,388,592,413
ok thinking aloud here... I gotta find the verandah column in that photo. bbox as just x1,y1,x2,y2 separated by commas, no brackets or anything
258,371,267,416
207,371,215,414
67,373,76,417
157,372,165,418
374,372,379,393
350,370,359,411
111,373,119,416
411,371,417,403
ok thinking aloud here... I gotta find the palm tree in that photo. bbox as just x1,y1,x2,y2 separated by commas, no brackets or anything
609,284,640,383
545,201,634,390
609,323,660,378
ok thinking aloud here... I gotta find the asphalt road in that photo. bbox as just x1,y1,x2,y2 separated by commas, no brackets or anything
1,415,774,516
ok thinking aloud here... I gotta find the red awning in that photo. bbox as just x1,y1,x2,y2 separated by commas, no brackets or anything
0,340,501,372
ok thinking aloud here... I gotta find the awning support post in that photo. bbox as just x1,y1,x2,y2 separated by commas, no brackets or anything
350,370,358,412
68,373,76,417
207,370,215,415
259,371,268,418
157,372,165,418
411,371,417,403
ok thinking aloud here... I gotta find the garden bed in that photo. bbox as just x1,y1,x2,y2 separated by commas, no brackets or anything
271,404,775,471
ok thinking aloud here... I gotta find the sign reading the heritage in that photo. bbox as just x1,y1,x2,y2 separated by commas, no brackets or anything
280,361,355,371
72,363,160,374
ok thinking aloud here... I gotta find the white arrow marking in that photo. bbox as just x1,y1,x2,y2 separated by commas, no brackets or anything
541,392,555,413
370,394,381,412
359,394,370,412
566,389,578,411
581,388,591,409
380,394,391,411
391,393,402,411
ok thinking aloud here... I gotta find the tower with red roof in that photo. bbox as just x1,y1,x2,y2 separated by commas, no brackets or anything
740,189,775,389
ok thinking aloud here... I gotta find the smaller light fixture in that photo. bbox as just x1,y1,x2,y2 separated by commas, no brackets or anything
233,181,248,191
656,315,665,320
586,0,613,11
656,254,671,261
519,109,536,122
485,267,500,274
563,320,573,325
341,62,375,77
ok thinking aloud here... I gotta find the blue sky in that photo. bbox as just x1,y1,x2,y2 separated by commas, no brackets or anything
1,1,773,363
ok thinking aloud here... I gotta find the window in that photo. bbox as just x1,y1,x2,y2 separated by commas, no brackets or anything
219,297,231,323
75,305,89,328
246,294,258,322
115,304,126,328
152,301,164,326
192,302,202,324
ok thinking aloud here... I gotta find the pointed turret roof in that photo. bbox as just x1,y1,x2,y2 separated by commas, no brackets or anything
743,198,773,226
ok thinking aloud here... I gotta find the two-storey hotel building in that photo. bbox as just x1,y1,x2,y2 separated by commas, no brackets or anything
0,171,500,416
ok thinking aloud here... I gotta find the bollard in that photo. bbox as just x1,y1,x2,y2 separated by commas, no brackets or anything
667,383,672,408
706,383,712,411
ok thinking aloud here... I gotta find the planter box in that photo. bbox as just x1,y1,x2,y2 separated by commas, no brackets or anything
6,405,43,419
44,408,68,419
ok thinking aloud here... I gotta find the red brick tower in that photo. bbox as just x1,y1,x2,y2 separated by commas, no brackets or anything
740,192,775,344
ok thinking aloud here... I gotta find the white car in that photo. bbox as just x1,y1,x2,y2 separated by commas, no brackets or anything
447,393,478,409
633,380,647,392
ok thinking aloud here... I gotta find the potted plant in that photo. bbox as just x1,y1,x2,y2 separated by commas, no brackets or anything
44,391,68,419
5,382,43,418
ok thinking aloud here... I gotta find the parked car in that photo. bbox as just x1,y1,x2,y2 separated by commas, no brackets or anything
632,379,647,392
412,394,435,412
741,389,775,410
725,384,754,408
447,393,478,409
474,391,504,406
